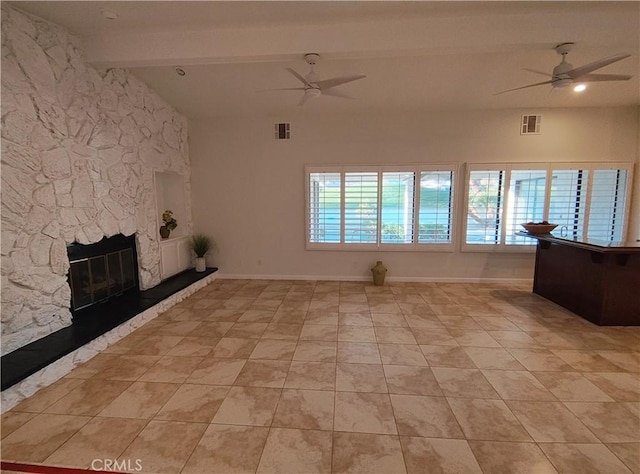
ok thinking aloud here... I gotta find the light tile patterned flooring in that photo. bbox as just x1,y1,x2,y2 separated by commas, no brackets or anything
2,279,639,473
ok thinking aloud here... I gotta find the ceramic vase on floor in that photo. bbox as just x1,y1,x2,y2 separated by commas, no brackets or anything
371,260,387,286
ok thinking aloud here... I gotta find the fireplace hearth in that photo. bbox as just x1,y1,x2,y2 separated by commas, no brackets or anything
1,266,217,391
67,234,139,319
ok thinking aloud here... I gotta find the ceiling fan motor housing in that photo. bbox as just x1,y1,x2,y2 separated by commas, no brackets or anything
553,78,573,88
552,61,574,87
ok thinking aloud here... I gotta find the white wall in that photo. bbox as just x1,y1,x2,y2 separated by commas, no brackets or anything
189,107,638,281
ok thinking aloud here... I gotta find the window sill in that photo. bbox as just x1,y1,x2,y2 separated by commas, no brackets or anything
306,243,455,252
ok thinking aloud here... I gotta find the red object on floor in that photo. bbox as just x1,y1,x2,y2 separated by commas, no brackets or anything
0,461,124,474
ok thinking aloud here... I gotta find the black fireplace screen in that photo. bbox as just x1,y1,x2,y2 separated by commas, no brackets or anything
67,234,139,313
69,249,136,310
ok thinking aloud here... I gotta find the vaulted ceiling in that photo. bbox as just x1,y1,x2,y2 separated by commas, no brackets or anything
11,1,640,118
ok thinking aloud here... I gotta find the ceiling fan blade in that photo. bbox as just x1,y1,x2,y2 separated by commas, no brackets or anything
523,68,552,78
286,68,311,87
494,80,554,95
321,89,354,99
256,87,306,93
567,54,631,79
317,74,366,90
577,73,633,82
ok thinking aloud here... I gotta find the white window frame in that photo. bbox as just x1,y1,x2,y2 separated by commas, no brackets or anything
462,161,634,253
305,164,458,252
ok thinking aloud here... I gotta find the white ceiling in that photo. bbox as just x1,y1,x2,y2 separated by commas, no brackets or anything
11,1,640,119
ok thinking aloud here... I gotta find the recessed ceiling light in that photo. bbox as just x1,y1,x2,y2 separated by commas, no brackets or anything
175,67,186,77
573,83,587,92
101,9,118,20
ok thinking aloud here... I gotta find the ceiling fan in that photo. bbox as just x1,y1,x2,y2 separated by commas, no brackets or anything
260,53,366,106
496,43,632,95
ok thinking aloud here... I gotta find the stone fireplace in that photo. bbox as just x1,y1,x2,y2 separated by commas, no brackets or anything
67,234,139,319
1,5,193,356
0,4,209,410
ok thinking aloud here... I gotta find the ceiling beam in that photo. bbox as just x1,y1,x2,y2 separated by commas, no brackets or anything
83,11,639,68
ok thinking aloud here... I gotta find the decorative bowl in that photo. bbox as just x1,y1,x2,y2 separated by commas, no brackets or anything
521,223,558,235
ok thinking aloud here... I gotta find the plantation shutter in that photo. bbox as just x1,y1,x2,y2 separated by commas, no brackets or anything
380,171,415,244
505,170,547,245
418,171,454,243
587,169,628,242
344,172,378,243
466,170,505,244
548,169,588,239
309,172,341,243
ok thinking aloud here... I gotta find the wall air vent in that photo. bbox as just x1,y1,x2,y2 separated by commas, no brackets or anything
275,123,291,140
521,115,541,135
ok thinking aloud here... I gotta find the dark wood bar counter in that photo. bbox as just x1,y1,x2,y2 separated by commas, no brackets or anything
519,232,640,326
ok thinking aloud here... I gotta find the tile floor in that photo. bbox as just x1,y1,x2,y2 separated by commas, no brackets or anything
2,279,639,473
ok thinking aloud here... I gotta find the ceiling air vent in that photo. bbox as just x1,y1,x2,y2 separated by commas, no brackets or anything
275,123,291,140
521,115,541,135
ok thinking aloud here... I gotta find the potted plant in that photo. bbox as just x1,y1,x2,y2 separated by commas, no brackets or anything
160,210,177,239
190,233,213,272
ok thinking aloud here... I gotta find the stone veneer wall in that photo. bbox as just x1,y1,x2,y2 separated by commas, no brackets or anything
1,5,192,354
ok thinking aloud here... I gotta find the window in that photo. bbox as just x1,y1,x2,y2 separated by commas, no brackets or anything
306,165,457,250
463,162,633,251
548,169,587,239
344,171,378,243
505,170,547,245
381,171,415,244
465,169,505,245
419,171,454,243
309,162,631,252
587,169,628,242
548,167,630,242
308,172,341,244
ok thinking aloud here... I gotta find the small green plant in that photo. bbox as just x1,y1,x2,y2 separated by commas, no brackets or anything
190,234,213,258
162,210,177,231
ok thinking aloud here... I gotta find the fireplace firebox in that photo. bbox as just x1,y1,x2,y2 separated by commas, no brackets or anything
67,234,139,318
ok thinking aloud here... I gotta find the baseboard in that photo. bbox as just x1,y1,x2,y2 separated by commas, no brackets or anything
217,273,369,282
386,276,533,284
216,272,532,285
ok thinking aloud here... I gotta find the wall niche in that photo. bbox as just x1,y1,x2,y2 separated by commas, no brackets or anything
154,171,192,279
